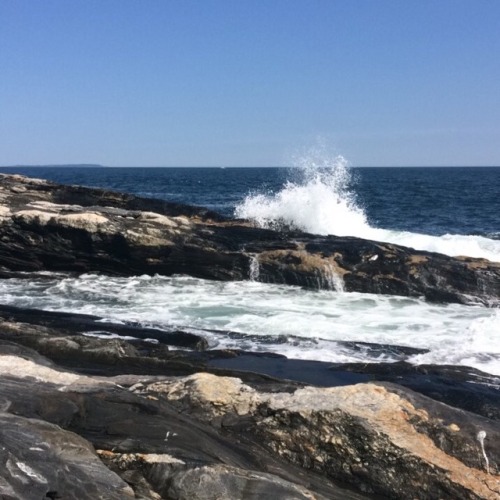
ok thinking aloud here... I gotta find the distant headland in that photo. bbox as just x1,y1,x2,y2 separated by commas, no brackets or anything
1,164,105,168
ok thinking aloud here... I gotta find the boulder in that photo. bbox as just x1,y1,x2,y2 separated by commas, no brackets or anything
0,413,134,499
139,372,500,499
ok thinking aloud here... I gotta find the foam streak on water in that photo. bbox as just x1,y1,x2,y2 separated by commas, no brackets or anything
0,273,498,375
235,152,500,262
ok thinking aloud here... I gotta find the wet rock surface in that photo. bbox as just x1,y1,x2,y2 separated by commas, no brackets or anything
0,412,135,500
0,173,498,305
0,308,499,499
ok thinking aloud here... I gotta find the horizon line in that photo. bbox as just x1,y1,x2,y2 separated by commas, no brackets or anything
2,164,500,169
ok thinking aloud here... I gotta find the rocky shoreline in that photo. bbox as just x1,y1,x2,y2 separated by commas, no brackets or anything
0,174,498,305
0,173,499,499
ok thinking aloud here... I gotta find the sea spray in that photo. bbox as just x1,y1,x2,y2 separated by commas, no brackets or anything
235,153,369,237
235,149,500,262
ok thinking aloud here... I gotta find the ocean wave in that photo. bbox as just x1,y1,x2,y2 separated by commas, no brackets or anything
235,152,500,262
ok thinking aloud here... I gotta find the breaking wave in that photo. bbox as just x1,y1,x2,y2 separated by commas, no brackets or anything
235,151,500,262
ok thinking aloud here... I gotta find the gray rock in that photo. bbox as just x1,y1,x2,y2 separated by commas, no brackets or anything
144,372,500,499
0,354,366,499
156,463,325,500
0,412,134,499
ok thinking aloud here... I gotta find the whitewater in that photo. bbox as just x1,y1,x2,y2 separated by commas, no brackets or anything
235,155,500,262
0,273,498,375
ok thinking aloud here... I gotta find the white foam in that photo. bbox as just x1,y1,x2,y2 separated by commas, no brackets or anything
409,309,500,374
0,274,498,375
357,228,500,262
235,154,369,237
235,151,500,262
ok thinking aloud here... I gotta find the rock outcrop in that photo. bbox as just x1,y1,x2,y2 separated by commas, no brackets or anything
0,173,498,305
0,308,499,499
0,345,367,500
0,340,499,499
140,372,500,499
0,412,135,500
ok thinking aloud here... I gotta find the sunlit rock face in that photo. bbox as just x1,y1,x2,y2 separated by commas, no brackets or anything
0,346,499,499
138,372,500,499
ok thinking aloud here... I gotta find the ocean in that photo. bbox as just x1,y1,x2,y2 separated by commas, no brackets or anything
0,160,499,376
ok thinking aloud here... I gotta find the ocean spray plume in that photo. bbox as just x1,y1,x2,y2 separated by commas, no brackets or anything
235,149,500,262
235,152,370,237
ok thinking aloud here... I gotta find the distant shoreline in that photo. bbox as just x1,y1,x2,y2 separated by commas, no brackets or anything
0,164,105,169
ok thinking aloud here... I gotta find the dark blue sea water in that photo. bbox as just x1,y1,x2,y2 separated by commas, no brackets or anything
0,166,498,239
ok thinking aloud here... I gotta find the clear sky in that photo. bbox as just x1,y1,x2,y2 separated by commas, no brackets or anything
1,0,499,166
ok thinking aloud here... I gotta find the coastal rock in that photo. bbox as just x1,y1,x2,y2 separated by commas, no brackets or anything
140,372,500,499
0,313,499,499
0,413,134,500
150,463,325,500
209,353,500,421
0,353,366,500
0,173,498,305
100,456,328,500
0,304,208,351
2,304,499,421
1,352,498,499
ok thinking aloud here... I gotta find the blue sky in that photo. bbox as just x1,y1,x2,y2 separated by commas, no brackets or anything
1,0,499,166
